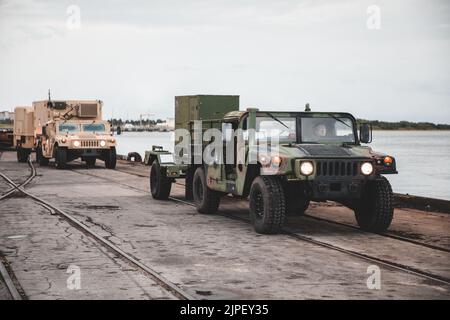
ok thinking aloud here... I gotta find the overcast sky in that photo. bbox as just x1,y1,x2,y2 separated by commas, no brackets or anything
0,0,449,123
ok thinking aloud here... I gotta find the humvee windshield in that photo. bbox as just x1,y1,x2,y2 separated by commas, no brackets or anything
301,116,355,143
253,115,356,144
82,123,105,132
256,117,297,142
59,123,80,133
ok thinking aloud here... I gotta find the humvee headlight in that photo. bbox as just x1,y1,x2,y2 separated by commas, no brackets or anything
73,140,80,147
109,138,116,143
100,140,106,147
361,162,374,175
61,138,67,143
300,161,314,176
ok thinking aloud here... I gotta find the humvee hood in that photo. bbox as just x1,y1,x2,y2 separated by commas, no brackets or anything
280,144,371,158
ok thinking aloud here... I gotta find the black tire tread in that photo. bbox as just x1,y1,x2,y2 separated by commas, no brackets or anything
150,161,172,200
55,146,67,169
355,176,394,232
250,176,286,234
193,167,221,214
105,147,117,169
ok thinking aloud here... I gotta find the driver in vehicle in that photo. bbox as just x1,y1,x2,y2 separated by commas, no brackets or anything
314,123,328,137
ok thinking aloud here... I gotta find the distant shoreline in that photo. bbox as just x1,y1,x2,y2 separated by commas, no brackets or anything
372,128,450,131
2,120,450,131
357,119,450,131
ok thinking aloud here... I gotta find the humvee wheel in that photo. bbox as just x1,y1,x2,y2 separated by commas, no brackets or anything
193,167,221,214
17,148,29,163
55,146,67,169
150,160,172,200
85,158,96,167
249,177,286,234
105,147,117,169
354,177,394,232
36,145,49,166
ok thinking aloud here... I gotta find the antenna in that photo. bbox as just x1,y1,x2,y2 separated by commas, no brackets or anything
48,89,51,101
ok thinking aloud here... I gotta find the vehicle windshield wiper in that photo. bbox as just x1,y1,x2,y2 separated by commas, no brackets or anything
266,112,289,129
326,113,352,129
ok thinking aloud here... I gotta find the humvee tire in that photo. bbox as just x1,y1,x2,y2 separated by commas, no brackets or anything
55,146,67,169
193,167,221,214
105,147,117,169
150,160,172,200
36,145,49,166
354,177,394,232
17,148,29,163
85,157,96,167
249,176,286,234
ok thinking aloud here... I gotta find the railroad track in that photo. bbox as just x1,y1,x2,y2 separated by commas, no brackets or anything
4,159,449,295
72,165,450,287
0,256,24,300
111,165,450,254
0,161,194,300
0,156,37,201
166,196,450,287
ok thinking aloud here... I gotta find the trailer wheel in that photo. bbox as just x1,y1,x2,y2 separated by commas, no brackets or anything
36,145,49,166
85,158,96,167
16,148,29,163
105,147,117,169
193,167,221,214
249,176,286,234
55,146,67,169
150,161,172,199
354,177,394,232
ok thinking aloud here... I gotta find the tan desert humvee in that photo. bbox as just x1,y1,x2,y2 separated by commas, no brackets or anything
13,98,117,169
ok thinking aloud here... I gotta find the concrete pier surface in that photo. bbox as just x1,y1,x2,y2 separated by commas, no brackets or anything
0,150,449,300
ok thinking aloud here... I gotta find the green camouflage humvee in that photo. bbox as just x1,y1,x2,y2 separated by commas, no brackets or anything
146,95,397,234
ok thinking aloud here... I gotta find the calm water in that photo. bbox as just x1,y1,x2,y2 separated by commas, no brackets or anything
115,131,450,200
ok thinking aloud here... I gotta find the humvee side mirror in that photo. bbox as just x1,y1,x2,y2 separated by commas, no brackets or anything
42,126,47,136
359,123,372,143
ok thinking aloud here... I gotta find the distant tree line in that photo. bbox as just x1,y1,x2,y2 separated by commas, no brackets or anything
109,118,166,126
2,118,449,130
357,119,450,130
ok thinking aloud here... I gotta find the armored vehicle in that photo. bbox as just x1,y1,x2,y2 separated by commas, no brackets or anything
13,97,116,169
146,95,397,234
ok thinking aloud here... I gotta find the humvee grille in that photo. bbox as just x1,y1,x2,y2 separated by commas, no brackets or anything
80,140,99,148
316,160,359,177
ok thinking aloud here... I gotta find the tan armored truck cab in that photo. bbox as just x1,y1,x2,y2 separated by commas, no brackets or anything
13,99,117,169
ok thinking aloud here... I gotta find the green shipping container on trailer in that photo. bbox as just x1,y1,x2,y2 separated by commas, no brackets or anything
174,95,240,131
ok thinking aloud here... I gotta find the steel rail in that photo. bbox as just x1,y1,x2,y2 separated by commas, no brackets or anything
0,164,195,300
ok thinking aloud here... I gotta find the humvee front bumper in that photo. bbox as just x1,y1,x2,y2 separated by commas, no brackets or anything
68,148,105,157
307,177,369,200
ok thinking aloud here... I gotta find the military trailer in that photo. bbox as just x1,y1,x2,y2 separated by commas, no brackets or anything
146,95,398,234
13,98,117,169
